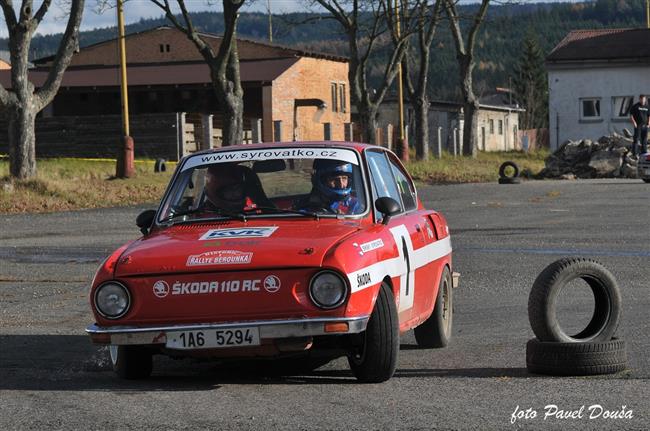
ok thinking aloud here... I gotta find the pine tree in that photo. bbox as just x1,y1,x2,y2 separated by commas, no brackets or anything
512,33,548,130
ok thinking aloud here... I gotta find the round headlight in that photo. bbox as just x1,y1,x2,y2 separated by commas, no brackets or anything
94,281,131,319
309,271,348,309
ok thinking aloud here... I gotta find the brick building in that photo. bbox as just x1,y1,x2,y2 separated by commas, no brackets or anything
0,27,351,158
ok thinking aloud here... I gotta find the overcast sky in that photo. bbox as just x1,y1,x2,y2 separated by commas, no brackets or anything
0,0,589,38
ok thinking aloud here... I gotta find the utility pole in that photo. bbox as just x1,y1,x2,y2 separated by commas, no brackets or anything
647,0,649,29
116,0,134,178
268,0,273,43
395,0,407,161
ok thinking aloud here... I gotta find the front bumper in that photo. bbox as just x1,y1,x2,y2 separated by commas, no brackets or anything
86,316,369,345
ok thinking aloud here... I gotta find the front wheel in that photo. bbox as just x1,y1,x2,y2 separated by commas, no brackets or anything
414,266,453,348
348,282,399,383
110,345,153,379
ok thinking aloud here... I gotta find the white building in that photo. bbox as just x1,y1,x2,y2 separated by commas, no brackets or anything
546,28,650,150
376,93,523,153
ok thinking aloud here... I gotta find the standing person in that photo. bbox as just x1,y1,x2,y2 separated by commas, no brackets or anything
630,94,649,157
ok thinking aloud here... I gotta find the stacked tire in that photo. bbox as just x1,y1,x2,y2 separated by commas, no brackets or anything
526,258,628,376
498,161,520,184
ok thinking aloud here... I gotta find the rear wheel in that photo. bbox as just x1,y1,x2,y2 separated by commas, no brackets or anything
348,282,399,383
414,266,453,348
110,345,153,379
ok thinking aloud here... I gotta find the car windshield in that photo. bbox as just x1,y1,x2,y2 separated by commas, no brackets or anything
158,147,367,223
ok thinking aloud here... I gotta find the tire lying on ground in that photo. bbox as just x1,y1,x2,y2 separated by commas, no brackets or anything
526,338,627,376
154,158,167,173
498,176,521,184
498,161,520,179
528,257,622,343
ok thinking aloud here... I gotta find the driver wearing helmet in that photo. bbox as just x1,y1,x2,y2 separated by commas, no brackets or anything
299,159,362,215
203,163,256,211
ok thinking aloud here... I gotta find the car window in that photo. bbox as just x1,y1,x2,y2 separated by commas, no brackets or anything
158,148,367,221
387,153,417,211
366,150,403,216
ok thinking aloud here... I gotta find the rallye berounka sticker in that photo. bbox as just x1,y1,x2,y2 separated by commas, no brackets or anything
186,250,253,267
199,227,278,240
153,275,281,298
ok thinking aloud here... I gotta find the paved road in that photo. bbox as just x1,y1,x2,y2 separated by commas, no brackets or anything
1,179,648,430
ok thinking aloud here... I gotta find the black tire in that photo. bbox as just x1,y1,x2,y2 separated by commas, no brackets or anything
642,178,650,183
526,338,627,376
498,161,520,179
498,176,521,184
348,282,399,383
528,257,621,343
154,158,167,173
110,345,153,379
414,266,453,348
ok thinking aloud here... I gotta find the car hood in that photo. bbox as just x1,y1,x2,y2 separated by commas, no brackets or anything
114,219,362,277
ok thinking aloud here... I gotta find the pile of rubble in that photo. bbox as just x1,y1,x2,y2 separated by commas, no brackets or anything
540,130,639,179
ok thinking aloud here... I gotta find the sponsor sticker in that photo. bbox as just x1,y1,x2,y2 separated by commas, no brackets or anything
182,148,359,171
354,239,384,256
263,275,281,293
168,279,261,295
199,227,278,240
153,280,170,298
356,271,372,289
186,250,253,267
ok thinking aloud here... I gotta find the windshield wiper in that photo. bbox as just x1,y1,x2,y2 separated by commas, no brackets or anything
166,206,247,222
246,206,321,220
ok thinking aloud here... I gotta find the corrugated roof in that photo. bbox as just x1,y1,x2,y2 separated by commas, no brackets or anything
0,57,299,88
547,28,650,62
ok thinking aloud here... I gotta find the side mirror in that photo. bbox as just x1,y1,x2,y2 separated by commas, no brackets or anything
136,209,156,235
375,197,401,225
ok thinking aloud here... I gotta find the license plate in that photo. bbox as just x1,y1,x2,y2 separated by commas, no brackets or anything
166,327,260,350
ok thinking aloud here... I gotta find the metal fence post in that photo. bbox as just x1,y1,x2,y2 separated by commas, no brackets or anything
273,120,282,142
437,126,442,159
453,127,458,157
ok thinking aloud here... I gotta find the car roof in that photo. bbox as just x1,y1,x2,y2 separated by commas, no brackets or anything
189,141,384,157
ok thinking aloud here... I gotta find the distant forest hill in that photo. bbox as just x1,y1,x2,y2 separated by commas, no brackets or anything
1,0,647,101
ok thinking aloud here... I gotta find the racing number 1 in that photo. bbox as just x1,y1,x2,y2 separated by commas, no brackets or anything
402,237,411,295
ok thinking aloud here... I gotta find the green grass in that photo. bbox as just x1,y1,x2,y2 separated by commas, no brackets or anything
0,150,549,214
405,150,549,184
0,158,174,213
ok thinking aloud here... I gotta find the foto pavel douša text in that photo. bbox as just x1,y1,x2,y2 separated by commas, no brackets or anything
511,404,633,424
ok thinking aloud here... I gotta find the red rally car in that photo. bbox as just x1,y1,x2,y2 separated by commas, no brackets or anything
86,142,458,383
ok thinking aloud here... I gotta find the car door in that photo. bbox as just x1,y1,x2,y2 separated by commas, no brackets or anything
385,152,441,323
365,149,423,327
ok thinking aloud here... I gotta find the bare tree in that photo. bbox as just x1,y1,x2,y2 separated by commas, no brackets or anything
150,0,244,146
443,0,489,157
387,0,442,160
313,0,410,145
0,0,85,179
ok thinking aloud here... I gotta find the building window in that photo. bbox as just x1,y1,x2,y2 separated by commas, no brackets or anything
580,98,601,119
159,44,164,53
489,119,494,134
612,96,633,119
498,120,503,135
331,82,338,112
166,44,171,52
339,83,346,113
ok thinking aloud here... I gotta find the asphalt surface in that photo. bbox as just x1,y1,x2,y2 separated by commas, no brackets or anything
1,179,648,430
